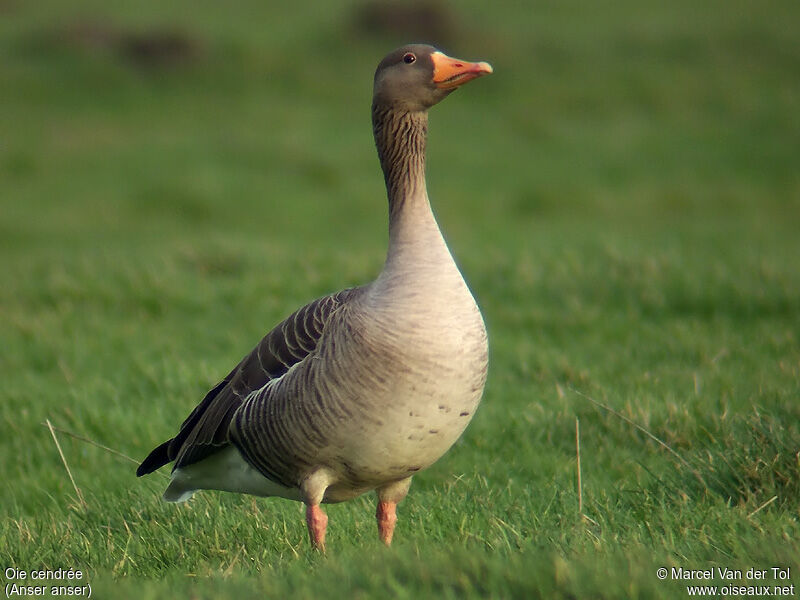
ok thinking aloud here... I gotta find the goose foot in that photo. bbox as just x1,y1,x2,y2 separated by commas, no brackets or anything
376,500,397,546
306,504,328,552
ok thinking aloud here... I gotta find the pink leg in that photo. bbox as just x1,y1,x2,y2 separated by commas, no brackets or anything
376,500,398,546
306,504,328,551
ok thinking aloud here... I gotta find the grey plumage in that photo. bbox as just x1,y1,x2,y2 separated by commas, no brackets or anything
136,289,360,478
137,43,492,549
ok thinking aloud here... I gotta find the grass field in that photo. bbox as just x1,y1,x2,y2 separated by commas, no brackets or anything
1,0,799,597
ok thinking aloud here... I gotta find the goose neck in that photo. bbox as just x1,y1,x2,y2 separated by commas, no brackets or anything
372,105,429,225
372,105,456,286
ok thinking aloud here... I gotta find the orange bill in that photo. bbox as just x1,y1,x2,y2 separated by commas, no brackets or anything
431,51,493,90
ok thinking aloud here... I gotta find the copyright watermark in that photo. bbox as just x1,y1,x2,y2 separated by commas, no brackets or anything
656,566,795,597
3,567,91,598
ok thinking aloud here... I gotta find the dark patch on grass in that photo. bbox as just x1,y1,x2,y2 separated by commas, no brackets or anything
351,0,457,47
23,20,203,69
121,30,201,68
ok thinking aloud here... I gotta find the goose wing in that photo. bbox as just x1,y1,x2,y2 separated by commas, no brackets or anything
136,288,359,476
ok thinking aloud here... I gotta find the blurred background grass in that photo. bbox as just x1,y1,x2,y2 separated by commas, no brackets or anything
1,0,798,597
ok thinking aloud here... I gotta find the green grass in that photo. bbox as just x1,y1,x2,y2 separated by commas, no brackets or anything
1,0,799,597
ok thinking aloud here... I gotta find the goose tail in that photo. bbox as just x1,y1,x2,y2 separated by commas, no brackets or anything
136,439,173,477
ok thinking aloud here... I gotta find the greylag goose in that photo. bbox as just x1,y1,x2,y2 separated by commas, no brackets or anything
137,44,492,551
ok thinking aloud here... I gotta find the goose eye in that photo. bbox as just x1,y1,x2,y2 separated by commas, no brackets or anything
403,52,416,64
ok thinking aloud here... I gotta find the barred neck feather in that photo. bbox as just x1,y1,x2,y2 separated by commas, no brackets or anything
372,105,428,222
371,105,456,286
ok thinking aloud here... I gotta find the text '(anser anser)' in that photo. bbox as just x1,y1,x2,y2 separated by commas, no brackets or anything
137,44,492,551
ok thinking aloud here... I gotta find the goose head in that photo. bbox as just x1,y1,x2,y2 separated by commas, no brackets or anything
373,44,493,112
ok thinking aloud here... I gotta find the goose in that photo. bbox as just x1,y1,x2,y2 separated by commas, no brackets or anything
137,44,492,551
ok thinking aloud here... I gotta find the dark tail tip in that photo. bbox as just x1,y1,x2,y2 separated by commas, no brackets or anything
136,439,173,477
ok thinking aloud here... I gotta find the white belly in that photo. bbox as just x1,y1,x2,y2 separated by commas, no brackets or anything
314,292,489,486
